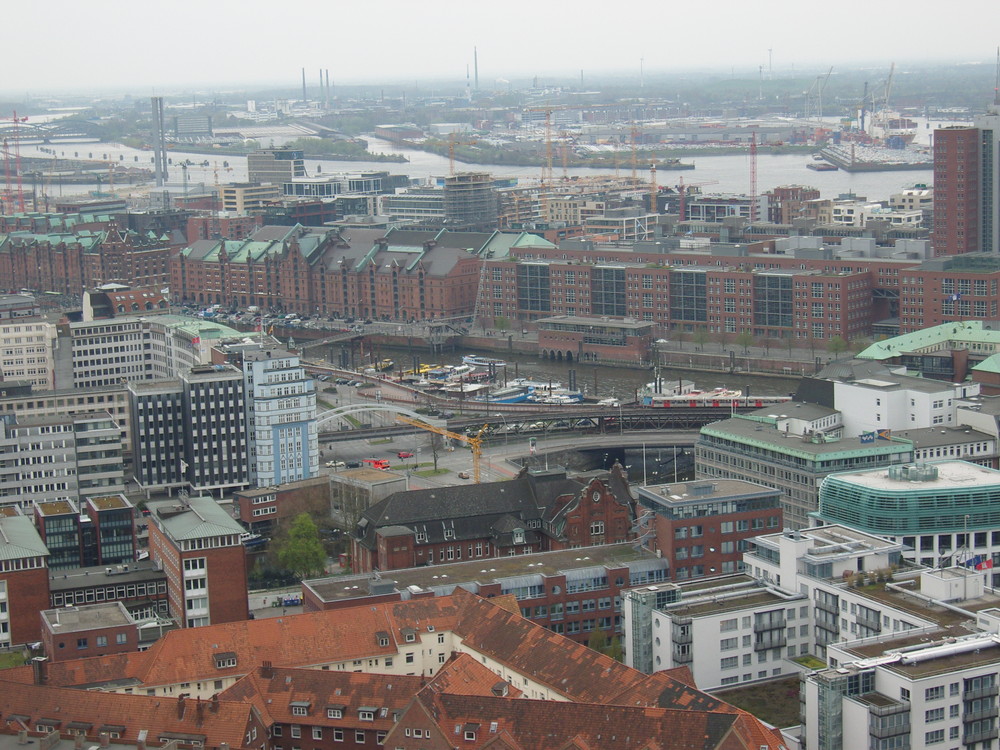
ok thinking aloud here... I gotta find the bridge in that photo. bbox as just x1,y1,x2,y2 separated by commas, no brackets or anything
318,404,745,443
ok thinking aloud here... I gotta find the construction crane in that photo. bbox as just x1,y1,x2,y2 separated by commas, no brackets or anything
396,416,490,483
448,133,479,176
676,177,719,222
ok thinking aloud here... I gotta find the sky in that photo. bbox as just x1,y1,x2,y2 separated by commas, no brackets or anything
5,0,997,95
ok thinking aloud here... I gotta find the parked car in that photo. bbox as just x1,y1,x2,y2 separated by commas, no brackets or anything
397,451,414,459
458,471,471,480
345,460,362,468
325,460,346,468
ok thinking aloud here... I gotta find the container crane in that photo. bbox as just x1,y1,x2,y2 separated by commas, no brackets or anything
395,416,489,483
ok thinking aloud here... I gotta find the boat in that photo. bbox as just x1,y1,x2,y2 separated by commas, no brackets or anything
474,384,531,404
509,377,562,390
640,383,791,408
374,358,394,372
527,386,584,404
462,355,507,368
807,162,838,171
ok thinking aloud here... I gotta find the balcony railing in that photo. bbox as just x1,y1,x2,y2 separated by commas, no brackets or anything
964,685,1000,701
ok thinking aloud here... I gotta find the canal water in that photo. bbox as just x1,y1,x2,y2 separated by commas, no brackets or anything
372,343,799,400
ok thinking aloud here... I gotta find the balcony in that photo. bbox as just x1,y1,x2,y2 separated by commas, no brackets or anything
869,719,910,740
754,634,787,652
856,613,882,632
963,726,998,745
754,618,786,633
964,685,1000,701
815,599,840,616
672,648,692,664
964,706,999,722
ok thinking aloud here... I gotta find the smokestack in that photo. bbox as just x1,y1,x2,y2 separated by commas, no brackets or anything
301,68,307,102
474,47,479,91
325,69,330,108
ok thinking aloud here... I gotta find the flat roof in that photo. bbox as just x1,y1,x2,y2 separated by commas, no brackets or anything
638,478,780,506
536,315,652,330
49,560,165,591
304,542,659,603
87,494,132,511
827,460,1000,492
666,588,791,618
701,415,911,458
332,468,406,483
842,625,1000,678
34,500,77,516
42,602,132,631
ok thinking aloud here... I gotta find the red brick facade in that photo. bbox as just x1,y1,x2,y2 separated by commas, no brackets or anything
933,126,981,256
2,565,49,645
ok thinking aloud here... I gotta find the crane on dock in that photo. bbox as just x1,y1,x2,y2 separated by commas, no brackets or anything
395,416,489,483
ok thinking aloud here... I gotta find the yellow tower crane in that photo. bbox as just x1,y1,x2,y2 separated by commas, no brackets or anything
395,416,490,483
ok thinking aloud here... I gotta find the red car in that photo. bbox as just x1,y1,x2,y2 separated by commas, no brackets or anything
397,451,415,459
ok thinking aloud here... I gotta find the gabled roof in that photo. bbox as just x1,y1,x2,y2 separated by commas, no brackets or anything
0,678,257,749
397,691,744,750
221,667,424,729
0,515,49,562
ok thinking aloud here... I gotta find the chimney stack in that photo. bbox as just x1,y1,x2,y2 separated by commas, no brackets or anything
210,694,220,713
31,656,48,685
137,729,148,750
74,733,85,750
99,733,110,748
18,730,28,745
177,694,188,719
261,660,273,679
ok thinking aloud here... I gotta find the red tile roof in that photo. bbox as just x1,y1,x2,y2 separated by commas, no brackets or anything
0,677,260,749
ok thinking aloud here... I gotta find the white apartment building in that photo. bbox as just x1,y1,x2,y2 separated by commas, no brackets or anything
623,576,809,689
802,571,1000,750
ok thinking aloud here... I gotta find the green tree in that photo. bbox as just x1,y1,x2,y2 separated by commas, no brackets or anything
493,316,510,333
692,326,710,352
827,335,849,357
735,331,754,354
606,635,623,662
587,628,609,654
276,513,326,579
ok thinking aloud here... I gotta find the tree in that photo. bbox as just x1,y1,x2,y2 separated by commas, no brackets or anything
692,326,710,352
827,335,849,357
276,513,326,579
427,432,443,472
735,331,754,355
714,330,730,353
493,316,510,333
606,635,623,662
587,628,610,654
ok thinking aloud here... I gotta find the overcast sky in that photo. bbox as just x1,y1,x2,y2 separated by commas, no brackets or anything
6,0,995,95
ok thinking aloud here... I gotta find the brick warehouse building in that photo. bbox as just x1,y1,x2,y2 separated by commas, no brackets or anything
170,224,553,319
351,466,636,574
0,220,175,294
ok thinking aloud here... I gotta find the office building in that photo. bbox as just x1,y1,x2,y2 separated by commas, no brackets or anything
933,105,1000,255
218,183,281,213
634,478,783,580
696,405,912,529
129,365,250,496
146,495,248,627
234,476,331,535
68,314,242,389
0,512,49,647
247,148,306,184
817,460,1000,575
0,311,56,390
240,348,318,488
48,561,169,620
0,412,124,512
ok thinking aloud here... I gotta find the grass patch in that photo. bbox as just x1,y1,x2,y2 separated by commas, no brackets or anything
712,675,801,728
415,468,451,477
793,655,826,670
0,652,26,670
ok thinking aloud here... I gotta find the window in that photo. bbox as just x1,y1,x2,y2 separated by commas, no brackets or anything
327,709,343,719
77,638,88,649
355,730,365,744
720,618,738,632
290,726,301,739
333,729,344,742
359,711,374,722
116,633,127,645
376,731,386,745
292,706,308,717
312,728,323,740
96,635,108,647
925,708,944,722
925,686,944,701
721,656,738,670
924,729,944,745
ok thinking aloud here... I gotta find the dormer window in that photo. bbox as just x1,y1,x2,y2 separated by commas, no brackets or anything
513,529,525,544
463,724,480,742
290,701,310,717
326,705,345,719
376,630,390,647
358,708,376,722
444,529,455,540
214,652,237,669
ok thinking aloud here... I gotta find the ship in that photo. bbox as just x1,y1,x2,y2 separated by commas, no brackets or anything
462,355,507,368
473,384,532,404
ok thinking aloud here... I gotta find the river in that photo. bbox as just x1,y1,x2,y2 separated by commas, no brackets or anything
20,117,961,203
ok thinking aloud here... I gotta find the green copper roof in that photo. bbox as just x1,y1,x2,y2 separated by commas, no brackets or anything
857,320,1000,361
